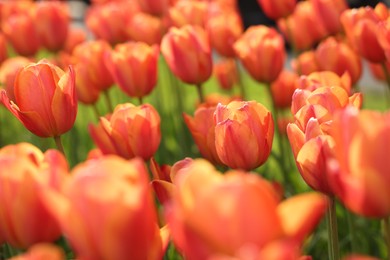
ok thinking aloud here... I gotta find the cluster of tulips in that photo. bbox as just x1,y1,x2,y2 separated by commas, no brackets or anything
0,0,389,259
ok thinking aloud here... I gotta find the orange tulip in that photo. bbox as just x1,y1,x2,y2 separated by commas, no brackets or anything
137,0,169,17
378,19,390,62
271,70,299,109
167,159,328,259
183,106,223,165
0,33,8,65
89,103,161,160
161,25,212,85
63,28,86,54
0,56,32,103
206,11,243,58
0,60,77,138
72,40,113,104
214,100,274,170
291,50,319,76
312,0,348,35
234,25,285,83
0,143,68,249
125,12,165,45
2,12,40,56
298,71,352,93
287,86,362,194
328,107,390,217
213,59,238,91
315,37,362,85
106,42,159,99
9,244,65,260
166,1,208,28
200,93,242,108
34,2,69,52
42,156,169,260
257,0,296,20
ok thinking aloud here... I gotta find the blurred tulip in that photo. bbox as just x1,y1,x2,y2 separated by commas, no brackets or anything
0,34,8,65
0,60,77,138
184,106,223,165
315,37,362,84
89,103,161,160
125,12,165,45
234,25,285,83
2,12,40,56
368,61,390,81
271,70,299,109
291,50,319,76
72,40,113,104
106,41,159,99
63,28,87,54
34,2,69,52
137,0,169,17
312,0,348,35
328,107,390,217
161,25,212,85
378,19,390,62
214,101,274,170
200,93,242,108
166,1,208,28
9,244,65,260
298,71,352,93
0,56,32,103
213,59,238,91
206,11,243,58
167,159,328,259
42,156,168,260
257,0,296,20
0,143,68,249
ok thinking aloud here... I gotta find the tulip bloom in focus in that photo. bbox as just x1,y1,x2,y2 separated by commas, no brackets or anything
0,60,77,138
106,42,159,99
42,156,168,260
328,107,390,217
167,159,328,259
0,143,68,248
214,100,274,170
234,25,285,83
257,0,296,20
161,25,212,85
89,103,161,160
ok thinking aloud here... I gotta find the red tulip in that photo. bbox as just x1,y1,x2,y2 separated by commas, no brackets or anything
166,1,208,28
8,244,65,260
137,0,170,17
271,70,299,109
312,0,348,35
125,12,165,45
0,60,77,138
257,0,296,20
213,59,238,91
291,50,319,76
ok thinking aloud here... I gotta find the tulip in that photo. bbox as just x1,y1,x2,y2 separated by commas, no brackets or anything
42,156,169,260
312,0,348,35
270,70,299,109
0,143,68,249
137,0,169,17
125,12,165,45
166,1,208,28
89,103,161,160
298,71,352,94
34,2,69,52
8,244,66,260
161,25,212,101
315,37,362,85
291,50,319,76
328,107,390,217
0,33,8,65
0,60,77,138
72,40,113,105
0,56,32,103
183,106,223,165
63,28,86,54
200,93,242,108
206,11,243,58
167,159,328,259
256,0,296,20
2,12,40,56
214,101,274,170
234,25,285,83
213,59,238,91
106,42,159,100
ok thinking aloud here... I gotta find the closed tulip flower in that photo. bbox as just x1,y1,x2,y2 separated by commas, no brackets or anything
214,100,274,170
291,50,320,76
312,0,348,35
166,1,208,28
106,42,159,99
271,70,299,109
42,156,168,260
234,25,285,83
0,60,77,138
328,107,390,217
161,25,212,85
257,0,296,20
213,59,238,91
125,12,165,45
89,103,161,160
167,159,328,259
0,143,68,249
137,0,169,17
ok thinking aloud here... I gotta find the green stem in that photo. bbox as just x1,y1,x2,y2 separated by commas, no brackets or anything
138,96,143,105
196,83,204,103
383,217,390,260
345,208,357,253
380,62,390,108
103,90,113,113
234,59,246,100
54,135,65,156
326,196,340,260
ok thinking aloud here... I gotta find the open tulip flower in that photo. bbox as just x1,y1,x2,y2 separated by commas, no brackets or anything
166,159,328,259
0,143,68,249
214,100,274,171
89,103,161,161
42,156,169,260
328,107,390,218
0,60,77,138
